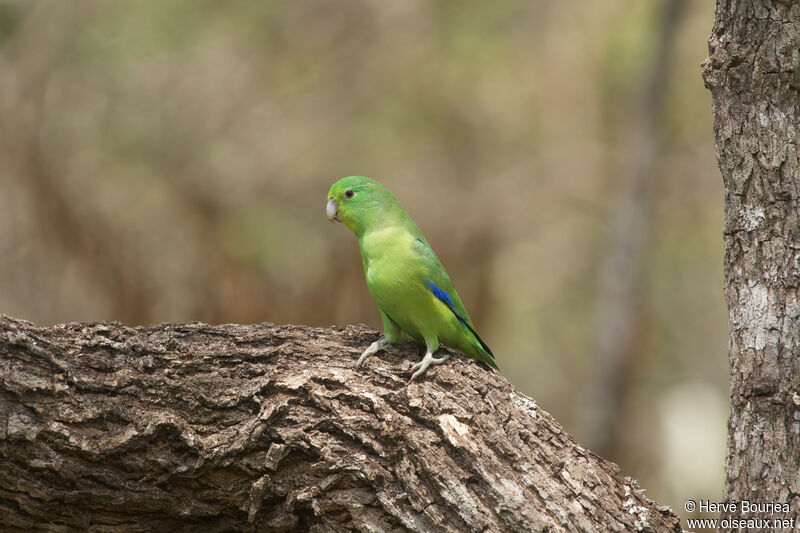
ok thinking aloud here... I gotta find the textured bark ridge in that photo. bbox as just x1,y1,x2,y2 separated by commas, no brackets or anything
702,1,800,529
0,316,680,532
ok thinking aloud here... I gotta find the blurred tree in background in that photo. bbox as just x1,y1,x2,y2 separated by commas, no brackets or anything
0,0,724,527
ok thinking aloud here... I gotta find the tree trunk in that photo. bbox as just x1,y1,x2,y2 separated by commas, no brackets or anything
703,1,800,530
0,315,681,532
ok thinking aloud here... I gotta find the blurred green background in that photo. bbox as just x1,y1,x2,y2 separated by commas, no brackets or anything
0,0,725,528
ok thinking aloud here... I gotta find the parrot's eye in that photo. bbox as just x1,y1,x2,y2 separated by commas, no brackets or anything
344,189,355,199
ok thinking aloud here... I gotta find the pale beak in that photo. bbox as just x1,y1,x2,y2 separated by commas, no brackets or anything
326,199,339,222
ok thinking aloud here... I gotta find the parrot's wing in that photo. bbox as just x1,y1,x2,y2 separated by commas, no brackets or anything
423,278,494,358
411,237,472,322
412,237,495,363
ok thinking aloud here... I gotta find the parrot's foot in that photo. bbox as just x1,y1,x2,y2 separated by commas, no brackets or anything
356,337,390,369
408,349,450,382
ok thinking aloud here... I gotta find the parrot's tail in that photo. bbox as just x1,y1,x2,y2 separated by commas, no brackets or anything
471,330,498,370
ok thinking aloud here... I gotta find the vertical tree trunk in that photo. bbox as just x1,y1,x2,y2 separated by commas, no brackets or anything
703,1,800,530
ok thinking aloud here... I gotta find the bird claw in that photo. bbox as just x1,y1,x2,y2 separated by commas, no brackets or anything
356,337,389,369
408,351,450,382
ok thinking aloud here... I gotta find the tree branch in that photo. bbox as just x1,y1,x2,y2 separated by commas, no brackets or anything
0,315,680,532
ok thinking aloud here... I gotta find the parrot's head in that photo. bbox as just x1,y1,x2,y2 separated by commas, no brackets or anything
327,176,400,237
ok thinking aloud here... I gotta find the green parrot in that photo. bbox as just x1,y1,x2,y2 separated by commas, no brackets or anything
326,176,497,381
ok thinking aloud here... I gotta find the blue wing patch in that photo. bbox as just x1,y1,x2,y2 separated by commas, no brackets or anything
425,280,469,328
424,278,496,365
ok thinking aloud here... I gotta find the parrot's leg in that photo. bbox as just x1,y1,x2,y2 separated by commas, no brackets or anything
356,310,405,370
408,345,450,382
356,337,390,369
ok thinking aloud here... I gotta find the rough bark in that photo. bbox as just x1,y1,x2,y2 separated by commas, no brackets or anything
702,1,800,530
0,315,680,532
